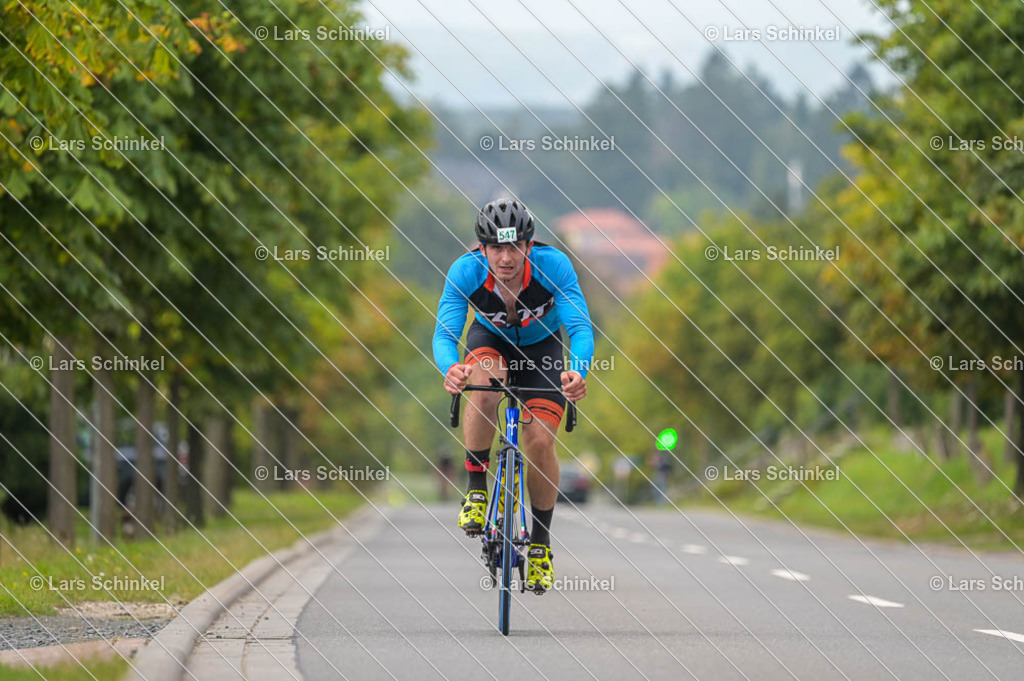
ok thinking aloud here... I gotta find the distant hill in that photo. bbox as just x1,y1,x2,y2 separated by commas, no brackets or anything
388,46,879,289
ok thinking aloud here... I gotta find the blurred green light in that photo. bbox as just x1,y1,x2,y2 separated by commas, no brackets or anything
656,428,678,450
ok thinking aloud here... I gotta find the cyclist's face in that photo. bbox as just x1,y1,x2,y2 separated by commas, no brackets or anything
483,240,531,282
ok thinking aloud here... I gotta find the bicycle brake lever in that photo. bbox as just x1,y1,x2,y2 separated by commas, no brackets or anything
449,392,461,428
565,401,577,432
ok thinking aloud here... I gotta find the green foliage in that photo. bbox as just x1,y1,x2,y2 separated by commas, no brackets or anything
577,213,871,473
583,3,1024,517
298,274,449,473
0,1,429,528
830,2,1024,390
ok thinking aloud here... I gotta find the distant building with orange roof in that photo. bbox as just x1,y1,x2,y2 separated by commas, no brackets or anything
553,209,670,297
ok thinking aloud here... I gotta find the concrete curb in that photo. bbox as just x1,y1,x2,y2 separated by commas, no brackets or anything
122,505,373,681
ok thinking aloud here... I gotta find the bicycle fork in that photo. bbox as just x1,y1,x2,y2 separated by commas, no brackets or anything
486,406,529,572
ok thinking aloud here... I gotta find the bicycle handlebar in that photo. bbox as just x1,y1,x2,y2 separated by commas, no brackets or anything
448,378,577,432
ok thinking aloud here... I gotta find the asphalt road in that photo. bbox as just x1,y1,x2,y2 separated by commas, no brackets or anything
296,500,1024,681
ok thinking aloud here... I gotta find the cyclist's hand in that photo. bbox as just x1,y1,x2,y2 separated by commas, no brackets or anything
560,370,586,402
444,363,472,395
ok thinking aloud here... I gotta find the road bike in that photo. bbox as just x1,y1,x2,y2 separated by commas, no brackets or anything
449,373,577,635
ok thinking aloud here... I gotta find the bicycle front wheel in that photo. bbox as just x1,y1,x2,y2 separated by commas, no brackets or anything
499,450,515,635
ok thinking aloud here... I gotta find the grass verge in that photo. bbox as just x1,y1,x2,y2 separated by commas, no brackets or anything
694,427,1024,551
0,487,363,617
0,657,128,681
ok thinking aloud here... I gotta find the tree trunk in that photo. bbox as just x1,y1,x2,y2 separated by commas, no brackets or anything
935,418,948,460
202,416,228,520
221,420,234,509
886,371,901,427
279,406,298,491
941,389,964,459
1014,370,1024,498
92,342,118,544
163,372,181,532
964,378,992,485
133,376,156,534
185,418,204,526
47,334,77,546
1005,388,1019,464
252,398,273,494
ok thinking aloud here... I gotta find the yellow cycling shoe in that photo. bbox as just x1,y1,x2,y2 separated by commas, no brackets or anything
458,490,487,535
526,543,555,594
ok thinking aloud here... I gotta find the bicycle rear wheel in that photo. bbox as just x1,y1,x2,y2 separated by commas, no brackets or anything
499,448,515,635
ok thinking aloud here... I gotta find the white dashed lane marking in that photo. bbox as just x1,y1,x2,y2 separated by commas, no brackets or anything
770,569,810,582
564,515,1024,654
848,595,904,608
974,629,1024,644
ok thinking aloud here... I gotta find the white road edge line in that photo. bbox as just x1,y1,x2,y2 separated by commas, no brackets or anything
770,569,810,582
974,629,1024,643
848,595,904,608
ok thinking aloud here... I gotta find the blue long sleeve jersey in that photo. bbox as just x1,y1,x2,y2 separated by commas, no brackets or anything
432,243,596,378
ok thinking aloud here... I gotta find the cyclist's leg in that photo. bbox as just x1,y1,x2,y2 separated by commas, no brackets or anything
458,323,510,534
514,333,567,592
463,322,510,479
521,410,559,534
521,414,559,592
516,331,567,526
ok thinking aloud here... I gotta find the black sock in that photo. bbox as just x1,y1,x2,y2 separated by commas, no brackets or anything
466,448,490,492
530,506,554,546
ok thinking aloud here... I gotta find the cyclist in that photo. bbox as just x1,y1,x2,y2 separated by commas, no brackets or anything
433,198,594,594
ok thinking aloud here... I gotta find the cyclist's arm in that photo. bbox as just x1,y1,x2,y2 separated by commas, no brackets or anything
552,253,595,378
432,258,473,376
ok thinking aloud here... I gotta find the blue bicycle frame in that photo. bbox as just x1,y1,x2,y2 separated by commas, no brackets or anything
448,376,577,635
486,403,529,546
485,400,529,635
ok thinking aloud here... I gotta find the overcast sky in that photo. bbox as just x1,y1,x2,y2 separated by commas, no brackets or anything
357,0,892,108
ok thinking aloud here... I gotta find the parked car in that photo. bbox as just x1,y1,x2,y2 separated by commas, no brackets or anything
81,421,177,508
558,462,591,503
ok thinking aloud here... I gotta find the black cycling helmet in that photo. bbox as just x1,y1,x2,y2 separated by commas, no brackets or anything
475,198,535,244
